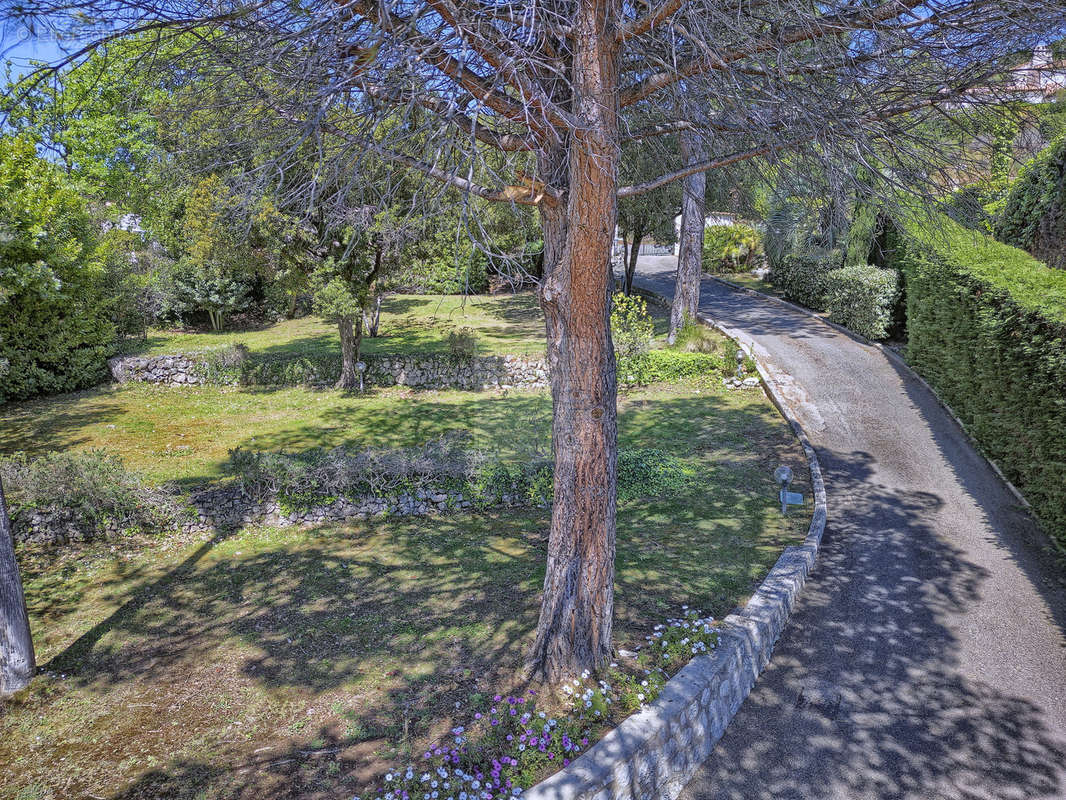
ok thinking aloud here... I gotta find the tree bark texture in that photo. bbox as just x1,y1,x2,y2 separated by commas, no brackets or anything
0,477,35,696
529,0,620,683
669,130,706,343
624,224,644,296
336,315,363,390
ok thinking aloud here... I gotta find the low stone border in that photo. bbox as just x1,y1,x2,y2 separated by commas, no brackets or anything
521,290,828,800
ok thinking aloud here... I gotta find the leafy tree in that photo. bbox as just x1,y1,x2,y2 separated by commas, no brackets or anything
616,140,678,296
307,208,386,390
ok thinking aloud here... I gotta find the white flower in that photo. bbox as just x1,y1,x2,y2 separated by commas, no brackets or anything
385,774,394,782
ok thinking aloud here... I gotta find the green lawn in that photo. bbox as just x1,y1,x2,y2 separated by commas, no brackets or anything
1,376,812,800
118,293,550,359
710,271,781,297
116,291,682,362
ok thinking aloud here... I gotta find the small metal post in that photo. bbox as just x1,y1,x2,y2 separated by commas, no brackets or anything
356,361,366,392
774,465,804,515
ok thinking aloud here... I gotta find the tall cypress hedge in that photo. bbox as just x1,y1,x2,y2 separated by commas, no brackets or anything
893,214,1066,543
994,135,1066,270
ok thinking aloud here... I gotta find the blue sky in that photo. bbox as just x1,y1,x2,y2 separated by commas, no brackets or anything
2,30,72,79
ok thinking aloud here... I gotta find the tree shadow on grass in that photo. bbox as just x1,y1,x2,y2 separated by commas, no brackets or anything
10,512,544,798
0,386,127,457
683,447,1066,800
43,513,541,693
220,391,553,457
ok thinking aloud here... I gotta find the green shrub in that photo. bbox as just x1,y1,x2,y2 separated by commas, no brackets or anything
610,292,655,358
616,449,697,502
943,179,1010,235
702,224,762,273
472,459,553,506
1,450,188,536
192,342,250,383
824,265,900,340
995,135,1066,270
892,213,1066,543
768,248,843,310
228,442,694,509
236,353,342,386
0,136,114,400
445,327,479,361
229,436,482,502
390,225,490,294
617,348,734,387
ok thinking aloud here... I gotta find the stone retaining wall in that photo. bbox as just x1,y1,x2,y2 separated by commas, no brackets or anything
109,354,208,385
12,484,534,546
107,352,550,390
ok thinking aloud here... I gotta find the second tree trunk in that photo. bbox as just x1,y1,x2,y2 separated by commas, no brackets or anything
669,131,706,343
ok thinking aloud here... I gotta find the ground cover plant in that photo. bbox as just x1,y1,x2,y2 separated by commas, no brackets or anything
1,372,811,800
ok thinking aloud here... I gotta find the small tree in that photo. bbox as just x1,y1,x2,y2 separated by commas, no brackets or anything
617,138,679,295
309,211,380,390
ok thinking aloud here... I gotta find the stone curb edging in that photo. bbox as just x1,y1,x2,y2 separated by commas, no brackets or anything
708,274,1033,512
520,289,828,800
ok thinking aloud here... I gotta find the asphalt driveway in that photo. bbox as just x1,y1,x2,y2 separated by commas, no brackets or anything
632,256,1066,800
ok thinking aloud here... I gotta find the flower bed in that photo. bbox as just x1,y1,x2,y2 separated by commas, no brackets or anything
355,610,719,800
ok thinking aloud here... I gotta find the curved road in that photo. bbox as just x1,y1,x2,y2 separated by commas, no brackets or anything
632,256,1066,800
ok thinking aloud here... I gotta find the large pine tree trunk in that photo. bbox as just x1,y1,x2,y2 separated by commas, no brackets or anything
669,131,706,343
0,477,35,696
529,0,620,683
336,315,363,390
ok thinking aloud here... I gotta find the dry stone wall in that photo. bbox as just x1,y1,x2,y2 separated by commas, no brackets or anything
11,483,534,546
107,352,549,390
108,354,208,385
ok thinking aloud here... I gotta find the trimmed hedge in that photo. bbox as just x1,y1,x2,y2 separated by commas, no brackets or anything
824,265,900,340
995,135,1066,270
893,214,1066,543
768,248,843,310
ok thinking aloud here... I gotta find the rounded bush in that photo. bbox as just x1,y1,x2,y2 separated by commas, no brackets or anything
824,265,900,340
768,248,842,310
